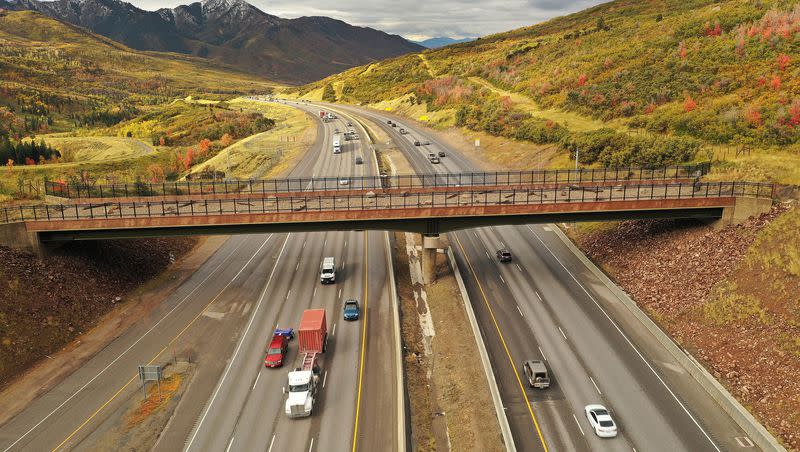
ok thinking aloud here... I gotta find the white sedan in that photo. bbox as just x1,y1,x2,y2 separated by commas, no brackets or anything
585,404,618,438
338,178,350,186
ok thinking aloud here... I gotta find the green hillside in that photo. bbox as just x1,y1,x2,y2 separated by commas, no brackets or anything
297,0,800,173
0,10,277,139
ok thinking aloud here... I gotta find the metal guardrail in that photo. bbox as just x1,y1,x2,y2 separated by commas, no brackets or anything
6,181,771,225
44,163,712,199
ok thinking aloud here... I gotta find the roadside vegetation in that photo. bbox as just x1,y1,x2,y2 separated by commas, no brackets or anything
295,0,800,174
0,10,283,198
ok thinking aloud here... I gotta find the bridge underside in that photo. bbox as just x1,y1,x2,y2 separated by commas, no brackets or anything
37,207,724,242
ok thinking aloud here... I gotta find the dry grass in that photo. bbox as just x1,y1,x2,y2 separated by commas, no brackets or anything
27,136,154,163
126,372,183,428
187,99,316,179
704,147,800,186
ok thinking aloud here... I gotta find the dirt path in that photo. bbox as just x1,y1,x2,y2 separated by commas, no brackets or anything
0,236,226,426
418,54,436,78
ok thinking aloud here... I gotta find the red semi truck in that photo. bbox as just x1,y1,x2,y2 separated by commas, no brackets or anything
285,309,328,418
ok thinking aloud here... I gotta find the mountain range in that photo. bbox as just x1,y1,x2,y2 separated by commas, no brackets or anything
414,37,475,48
0,0,424,84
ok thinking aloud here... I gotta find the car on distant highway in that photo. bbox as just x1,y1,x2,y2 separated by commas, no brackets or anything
438,151,446,157
496,249,512,262
414,140,421,146
391,123,397,127
387,120,393,125
355,156,363,165
347,122,352,126
585,404,618,438
334,128,340,133
343,299,360,320
339,178,350,186
399,128,407,134
264,333,289,368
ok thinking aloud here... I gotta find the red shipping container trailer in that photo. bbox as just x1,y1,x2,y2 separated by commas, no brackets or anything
298,309,327,354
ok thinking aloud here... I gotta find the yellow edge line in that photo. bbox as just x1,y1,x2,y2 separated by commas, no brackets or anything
53,235,287,451
454,233,549,452
352,231,369,452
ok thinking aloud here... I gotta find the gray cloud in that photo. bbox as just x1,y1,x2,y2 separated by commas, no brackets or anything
131,0,608,39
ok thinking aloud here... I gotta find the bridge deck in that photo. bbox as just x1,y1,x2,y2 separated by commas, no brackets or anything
3,181,772,238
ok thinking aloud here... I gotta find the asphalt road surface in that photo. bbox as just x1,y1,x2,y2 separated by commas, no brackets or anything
0,104,401,452
318,102,757,452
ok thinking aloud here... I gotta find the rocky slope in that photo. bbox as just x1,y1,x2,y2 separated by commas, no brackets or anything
572,203,799,449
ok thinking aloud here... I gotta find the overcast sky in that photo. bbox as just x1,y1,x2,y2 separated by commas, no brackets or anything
128,0,608,40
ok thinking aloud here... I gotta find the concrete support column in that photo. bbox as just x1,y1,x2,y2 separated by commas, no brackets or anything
421,234,442,284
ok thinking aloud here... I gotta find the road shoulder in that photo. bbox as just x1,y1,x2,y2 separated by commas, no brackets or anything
0,236,226,427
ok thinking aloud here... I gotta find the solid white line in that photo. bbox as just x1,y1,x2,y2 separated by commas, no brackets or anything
344,240,347,248
312,287,317,298
2,236,258,452
186,234,291,451
573,414,585,436
516,263,523,272
268,435,276,452
558,326,567,340
225,436,235,452
286,289,292,300
473,231,478,239
341,260,345,269
499,274,506,284
332,323,337,337
303,240,307,249
296,262,300,271
253,372,261,390
323,370,328,388
338,288,342,299
536,291,542,302
590,376,602,395
528,228,722,452
324,239,327,247
485,250,491,260
538,346,547,361
516,305,524,317
309,438,314,452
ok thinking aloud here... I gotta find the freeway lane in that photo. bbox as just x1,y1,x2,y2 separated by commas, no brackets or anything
326,103,752,451
182,102,400,452
0,104,400,452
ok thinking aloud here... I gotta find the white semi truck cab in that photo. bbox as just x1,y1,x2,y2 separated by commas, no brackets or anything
285,366,319,418
332,134,341,154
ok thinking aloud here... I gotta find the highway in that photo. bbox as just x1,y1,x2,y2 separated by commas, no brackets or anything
0,104,401,452
182,103,400,452
320,102,755,452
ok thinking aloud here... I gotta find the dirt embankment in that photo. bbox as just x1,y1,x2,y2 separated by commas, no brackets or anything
571,203,800,450
0,238,197,387
394,232,504,452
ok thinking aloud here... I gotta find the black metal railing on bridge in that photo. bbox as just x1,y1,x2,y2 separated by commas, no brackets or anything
44,163,712,199
7,180,770,225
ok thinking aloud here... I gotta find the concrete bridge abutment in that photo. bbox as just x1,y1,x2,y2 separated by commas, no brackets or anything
0,222,45,257
713,196,773,230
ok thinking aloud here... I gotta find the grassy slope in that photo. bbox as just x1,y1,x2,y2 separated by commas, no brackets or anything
188,99,316,179
293,0,800,180
0,10,277,140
